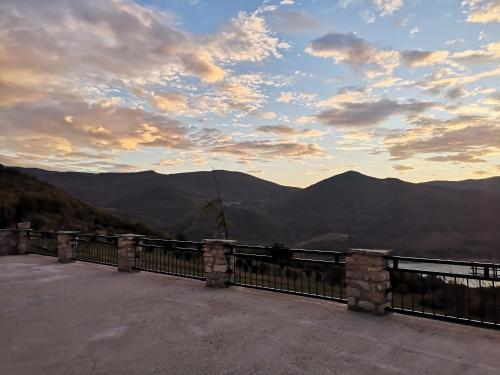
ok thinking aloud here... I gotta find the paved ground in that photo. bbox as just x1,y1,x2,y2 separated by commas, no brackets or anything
1,255,500,375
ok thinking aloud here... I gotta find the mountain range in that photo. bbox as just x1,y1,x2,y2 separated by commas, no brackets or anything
18,166,500,261
0,165,159,236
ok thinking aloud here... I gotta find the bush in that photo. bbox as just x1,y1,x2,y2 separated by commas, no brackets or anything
270,242,293,261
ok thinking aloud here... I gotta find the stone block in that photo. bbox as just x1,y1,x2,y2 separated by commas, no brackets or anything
57,231,78,263
346,286,360,297
358,301,376,312
117,234,143,272
344,248,392,316
203,239,236,288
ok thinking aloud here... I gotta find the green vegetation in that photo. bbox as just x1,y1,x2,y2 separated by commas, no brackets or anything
232,255,345,299
0,165,162,235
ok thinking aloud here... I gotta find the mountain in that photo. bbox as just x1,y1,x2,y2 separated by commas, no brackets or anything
270,171,500,260
21,168,298,242
425,177,500,195
18,167,500,261
0,165,160,235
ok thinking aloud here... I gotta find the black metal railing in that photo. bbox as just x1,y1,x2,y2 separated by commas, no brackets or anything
136,238,204,280
74,234,118,266
27,231,58,257
388,256,499,328
228,244,346,302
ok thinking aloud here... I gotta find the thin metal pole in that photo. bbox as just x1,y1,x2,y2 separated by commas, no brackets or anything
212,168,229,239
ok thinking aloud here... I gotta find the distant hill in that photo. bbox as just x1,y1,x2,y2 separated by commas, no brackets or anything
425,177,500,195
270,171,500,260
18,166,500,261
21,168,298,243
0,165,160,235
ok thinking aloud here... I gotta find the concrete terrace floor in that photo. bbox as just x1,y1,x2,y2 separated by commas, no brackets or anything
1,256,500,375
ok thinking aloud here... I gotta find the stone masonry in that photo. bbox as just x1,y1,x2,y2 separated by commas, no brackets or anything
0,229,18,256
16,223,31,255
203,239,236,287
117,235,142,272
57,231,78,263
345,248,392,315
0,223,31,256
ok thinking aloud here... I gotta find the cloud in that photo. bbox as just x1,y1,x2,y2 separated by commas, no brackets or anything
446,39,465,45
451,42,500,65
464,1,500,23
206,12,289,63
276,91,317,106
0,1,289,111
151,93,189,113
445,86,467,100
0,98,194,165
316,99,435,128
473,170,492,176
384,115,500,163
417,66,500,93
306,32,457,75
400,50,449,67
317,86,374,107
393,164,414,171
306,32,399,75
0,0,223,88
268,10,324,34
211,80,266,114
306,33,498,84
373,0,404,16
209,140,328,162
155,159,183,167
359,10,376,24
259,111,278,120
255,125,325,138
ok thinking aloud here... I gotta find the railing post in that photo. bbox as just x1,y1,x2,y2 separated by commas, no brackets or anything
117,234,143,272
203,239,236,287
0,223,31,256
57,231,79,263
345,248,392,315
16,222,31,255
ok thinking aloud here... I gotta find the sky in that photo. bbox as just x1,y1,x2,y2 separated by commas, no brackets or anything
0,0,499,187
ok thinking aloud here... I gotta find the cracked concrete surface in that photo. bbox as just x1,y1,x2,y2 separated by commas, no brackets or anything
1,255,499,375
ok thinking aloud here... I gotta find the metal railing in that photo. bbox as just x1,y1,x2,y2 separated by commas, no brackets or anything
228,244,347,302
136,238,204,280
388,256,499,328
74,234,118,266
27,231,58,257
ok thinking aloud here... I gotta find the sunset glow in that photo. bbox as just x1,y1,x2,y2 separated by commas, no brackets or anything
1,0,499,187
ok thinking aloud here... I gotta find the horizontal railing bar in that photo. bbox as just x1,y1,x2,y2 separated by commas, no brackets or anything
389,267,499,280
234,244,345,256
140,244,203,251
140,238,203,246
233,252,345,265
389,255,499,268
77,234,120,238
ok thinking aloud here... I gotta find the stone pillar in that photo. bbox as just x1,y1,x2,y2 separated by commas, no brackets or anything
203,239,235,287
117,234,142,272
345,248,392,315
16,222,31,255
57,231,78,263
0,229,17,256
